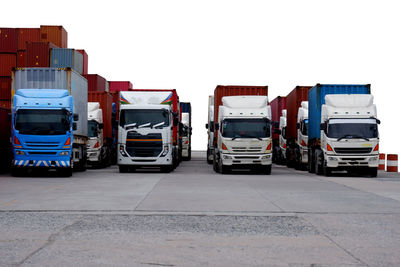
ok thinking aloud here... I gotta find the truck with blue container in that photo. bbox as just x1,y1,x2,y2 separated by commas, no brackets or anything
11,68,88,176
180,102,192,160
308,84,380,177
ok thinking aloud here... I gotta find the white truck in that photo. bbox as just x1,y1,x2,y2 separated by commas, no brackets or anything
213,95,273,174
87,102,105,167
117,90,179,173
205,95,214,164
309,86,380,177
294,101,308,170
278,109,287,164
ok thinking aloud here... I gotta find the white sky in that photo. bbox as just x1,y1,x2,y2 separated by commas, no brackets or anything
3,0,400,152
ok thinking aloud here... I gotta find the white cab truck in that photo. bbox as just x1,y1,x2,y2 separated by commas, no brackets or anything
205,95,214,164
294,101,308,170
278,109,287,164
309,87,380,177
117,91,179,173
213,95,273,174
87,102,105,166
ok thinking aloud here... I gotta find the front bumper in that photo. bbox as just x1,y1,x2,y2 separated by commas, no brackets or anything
118,149,173,166
325,154,379,168
221,153,272,166
182,148,189,157
87,148,101,162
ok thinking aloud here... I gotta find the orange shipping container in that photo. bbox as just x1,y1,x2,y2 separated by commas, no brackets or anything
0,54,17,76
88,91,113,140
17,28,40,50
40,25,67,48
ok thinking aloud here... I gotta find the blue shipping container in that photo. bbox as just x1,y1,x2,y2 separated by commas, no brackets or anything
308,84,371,141
50,48,83,74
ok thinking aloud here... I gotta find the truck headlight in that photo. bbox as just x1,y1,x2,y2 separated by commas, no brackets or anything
119,145,128,157
222,154,232,160
369,156,379,162
160,145,169,157
262,155,271,159
328,157,338,161
15,150,25,155
60,151,69,156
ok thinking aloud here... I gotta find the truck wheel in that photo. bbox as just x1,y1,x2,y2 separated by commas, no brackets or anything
368,167,378,178
315,150,323,175
264,165,272,175
213,152,219,173
207,149,213,164
308,150,315,173
119,166,129,173
187,150,191,161
58,167,72,177
323,166,332,177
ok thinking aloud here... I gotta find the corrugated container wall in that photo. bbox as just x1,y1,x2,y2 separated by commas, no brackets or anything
83,74,107,92
108,81,133,92
0,28,17,53
17,50,27,67
17,28,40,50
26,42,57,67
0,77,12,100
286,86,311,140
308,84,371,141
40,25,67,48
76,50,88,75
213,85,268,125
0,100,11,109
50,48,83,74
12,68,88,137
270,96,287,141
88,92,113,140
0,54,17,76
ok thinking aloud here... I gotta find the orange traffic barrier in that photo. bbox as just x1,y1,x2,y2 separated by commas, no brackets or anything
378,153,385,171
386,154,398,172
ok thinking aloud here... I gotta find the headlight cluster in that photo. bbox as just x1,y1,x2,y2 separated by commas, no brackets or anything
328,157,338,161
15,150,25,155
119,145,128,157
60,151,69,156
160,145,169,157
369,156,379,162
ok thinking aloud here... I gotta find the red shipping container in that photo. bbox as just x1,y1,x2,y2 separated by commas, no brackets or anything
17,50,27,67
83,74,107,92
76,49,88,75
0,28,17,53
0,54,17,76
109,81,133,92
17,28,40,50
88,92,113,140
270,96,287,141
286,86,312,140
0,77,11,100
0,100,11,109
26,42,57,67
40,25,67,48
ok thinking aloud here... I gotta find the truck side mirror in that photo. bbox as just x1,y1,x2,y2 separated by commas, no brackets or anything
274,129,281,134
73,114,79,121
320,123,326,131
215,123,219,131
189,127,193,135
73,123,77,131
205,123,209,129
99,123,104,129
296,123,300,129
376,119,381,125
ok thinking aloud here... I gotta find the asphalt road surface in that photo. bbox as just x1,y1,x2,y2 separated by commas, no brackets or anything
1,151,400,266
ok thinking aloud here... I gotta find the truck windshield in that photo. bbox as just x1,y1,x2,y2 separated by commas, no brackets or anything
120,109,170,128
88,120,99,138
222,118,271,139
327,118,378,139
15,109,70,135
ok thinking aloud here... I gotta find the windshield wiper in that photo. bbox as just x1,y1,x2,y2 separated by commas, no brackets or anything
124,123,137,129
153,122,165,128
138,122,151,128
337,135,370,141
245,135,262,141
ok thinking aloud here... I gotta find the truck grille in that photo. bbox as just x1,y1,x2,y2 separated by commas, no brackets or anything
126,132,163,157
25,141,60,148
334,147,372,154
232,147,263,153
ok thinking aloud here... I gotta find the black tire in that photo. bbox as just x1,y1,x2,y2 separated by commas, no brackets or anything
308,149,315,173
207,149,213,164
119,165,129,173
213,151,219,173
315,150,323,175
58,167,72,177
187,150,191,161
323,166,332,177
264,165,272,175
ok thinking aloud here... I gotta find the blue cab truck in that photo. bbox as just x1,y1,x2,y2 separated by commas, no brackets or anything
11,68,88,177
308,84,380,177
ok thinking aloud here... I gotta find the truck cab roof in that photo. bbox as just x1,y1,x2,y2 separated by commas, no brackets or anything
14,89,72,109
